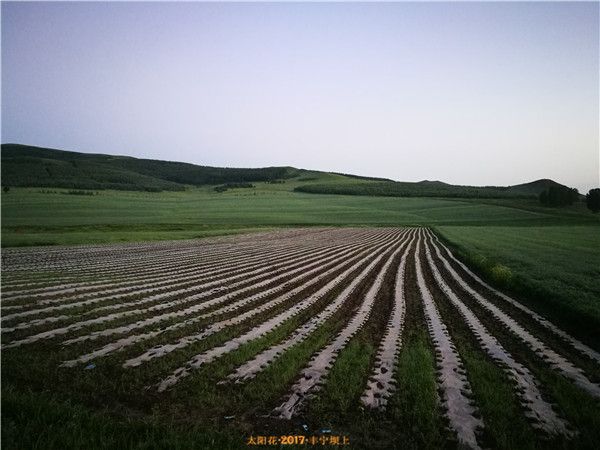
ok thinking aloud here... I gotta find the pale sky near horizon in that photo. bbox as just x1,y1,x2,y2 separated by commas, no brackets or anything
2,2,599,192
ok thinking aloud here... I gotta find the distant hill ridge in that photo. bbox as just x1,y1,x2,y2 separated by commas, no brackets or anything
1,144,298,191
293,177,575,200
1,143,572,199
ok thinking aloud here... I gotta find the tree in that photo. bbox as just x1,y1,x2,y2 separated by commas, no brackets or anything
548,186,561,206
540,185,578,207
586,188,600,213
569,188,580,204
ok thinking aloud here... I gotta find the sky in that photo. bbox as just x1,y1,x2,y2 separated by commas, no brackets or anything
2,1,598,192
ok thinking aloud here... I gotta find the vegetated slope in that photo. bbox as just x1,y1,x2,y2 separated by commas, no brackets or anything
2,143,571,199
507,179,572,196
329,171,393,182
2,228,599,449
294,178,575,199
1,144,295,191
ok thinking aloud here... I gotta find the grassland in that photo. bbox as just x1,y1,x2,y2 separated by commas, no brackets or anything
3,180,596,246
2,170,599,449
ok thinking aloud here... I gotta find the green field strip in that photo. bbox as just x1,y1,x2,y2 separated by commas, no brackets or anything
433,252,600,447
429,233,600,382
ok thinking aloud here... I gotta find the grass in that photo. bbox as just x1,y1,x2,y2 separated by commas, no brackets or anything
2,181,600,449
3,183,597,247
436,225,600,347
387,332,445,450
1,385,241,450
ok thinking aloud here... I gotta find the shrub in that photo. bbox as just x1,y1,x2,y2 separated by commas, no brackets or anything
489,264,513,286
63,190,95,196
586,188,600,213
213,182,255,193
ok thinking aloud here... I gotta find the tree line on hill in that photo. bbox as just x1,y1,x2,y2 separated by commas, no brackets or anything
294,181,600,214
1,144,292,192
586,189,600,213
538,185,580,207
294,182,535,199
537,186,600,214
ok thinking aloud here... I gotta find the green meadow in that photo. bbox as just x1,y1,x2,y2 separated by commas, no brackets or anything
2,179,599,449
3,181,596,243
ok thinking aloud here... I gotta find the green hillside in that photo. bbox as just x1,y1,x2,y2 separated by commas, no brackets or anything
1,144,576,199
294,178,576,200
507,179,572,196
1,144,295,191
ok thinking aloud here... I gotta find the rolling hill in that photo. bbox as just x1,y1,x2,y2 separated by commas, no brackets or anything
293,178,576,200
1,143,574,199
1,144,296,191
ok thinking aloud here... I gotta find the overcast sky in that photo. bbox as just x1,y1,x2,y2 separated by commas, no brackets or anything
2,2,598,192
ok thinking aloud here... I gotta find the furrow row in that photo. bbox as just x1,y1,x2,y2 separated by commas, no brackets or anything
431,233,600,364
2,228,370,301
3,230,393,346
1,228,336,274
1,241,334,314
272,231,411,419
414,231,483,449
1,228,355,290
154,230,408,392
1,240,309,302
428,231,600,399
423,233,570,436
61,230,396,367
225,232,411,387
360,231,416,409
6,226,598,448
2,230,377,322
